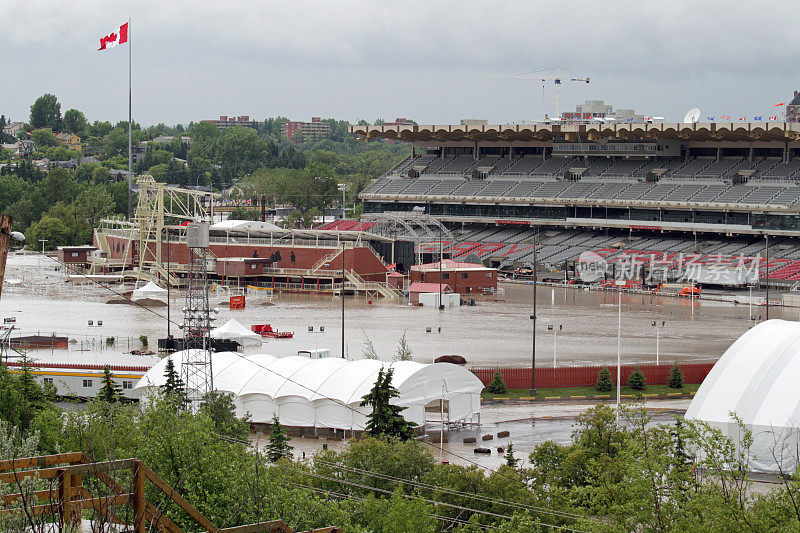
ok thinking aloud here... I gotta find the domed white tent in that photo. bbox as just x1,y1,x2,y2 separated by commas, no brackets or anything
685,319,800,474
134,352,484,431
210,318,262,346
131,281,167,301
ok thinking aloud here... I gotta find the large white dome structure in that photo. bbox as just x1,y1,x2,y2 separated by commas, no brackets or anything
685,320,800,474
134,351,484,432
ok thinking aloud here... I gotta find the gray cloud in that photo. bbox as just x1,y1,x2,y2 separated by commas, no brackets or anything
1,0,797,125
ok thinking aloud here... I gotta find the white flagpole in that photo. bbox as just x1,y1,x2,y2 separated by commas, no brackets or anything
127,18,132,219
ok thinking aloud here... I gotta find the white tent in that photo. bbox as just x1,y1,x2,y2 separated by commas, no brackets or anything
210,318,263,346
131,281,167,301
134,352,484,431
685,319,800,474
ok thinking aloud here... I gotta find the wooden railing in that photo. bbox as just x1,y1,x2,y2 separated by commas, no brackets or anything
0,452,341,533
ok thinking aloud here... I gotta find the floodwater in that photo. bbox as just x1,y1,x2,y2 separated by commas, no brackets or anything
2,253,785,471
265,399,691,470
1,253,791,369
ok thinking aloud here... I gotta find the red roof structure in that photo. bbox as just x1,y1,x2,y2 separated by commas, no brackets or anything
408,282,452,293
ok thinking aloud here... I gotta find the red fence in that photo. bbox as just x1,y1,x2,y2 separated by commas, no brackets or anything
471,362,715,389
4,362,150,373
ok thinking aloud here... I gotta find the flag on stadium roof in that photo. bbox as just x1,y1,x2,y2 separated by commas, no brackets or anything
707,116,714,120
775,102,785,107
754,116,762,120
738,117,745,121
722,115,730,120
769,115,778,120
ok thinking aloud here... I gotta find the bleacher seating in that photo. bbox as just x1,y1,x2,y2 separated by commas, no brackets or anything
695,158,745,179
474,180,516,196
670,157,715,179
761,160,800,180
602,158,647,176
423,156,454,174
502,155,542,176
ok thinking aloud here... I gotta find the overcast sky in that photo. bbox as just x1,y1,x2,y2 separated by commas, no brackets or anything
2,0,799,127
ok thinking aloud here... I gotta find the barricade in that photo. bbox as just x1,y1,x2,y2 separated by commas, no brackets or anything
229,295,246,309
472,362,714,389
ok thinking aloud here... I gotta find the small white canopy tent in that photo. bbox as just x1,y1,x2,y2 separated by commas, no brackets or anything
131,281,167,301
685,319,800,474
210,319,262,346
135,352,485,431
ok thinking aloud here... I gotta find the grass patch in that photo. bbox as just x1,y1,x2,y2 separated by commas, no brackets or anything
482,383,701,400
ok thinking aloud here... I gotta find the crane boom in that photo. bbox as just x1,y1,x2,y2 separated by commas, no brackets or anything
477,66,590,118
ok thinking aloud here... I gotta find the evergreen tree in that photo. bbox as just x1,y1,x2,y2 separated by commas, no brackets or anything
97,365,122,403
395,331,413,361
266,415,293,462
504,443,519,468
627,365,646,391
360,368,418,440
668,363,684,389
161,358,186,404
200,391,251,441
486,370,507,395
596,367,613,392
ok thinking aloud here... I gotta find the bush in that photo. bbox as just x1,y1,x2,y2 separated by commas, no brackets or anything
596,367,613,392
139,334,148,348
668,363,684,389
486,370,507,394
628,365,646,391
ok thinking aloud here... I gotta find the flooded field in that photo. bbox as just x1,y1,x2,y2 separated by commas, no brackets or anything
1,253,790,369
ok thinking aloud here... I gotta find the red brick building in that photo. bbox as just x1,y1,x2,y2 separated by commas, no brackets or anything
57,245,97,269
409,259,497,294
281,117,331,143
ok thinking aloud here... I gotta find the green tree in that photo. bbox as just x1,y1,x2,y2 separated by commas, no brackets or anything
63,108,88,137
668,363,684,389
395,331,413,361
504,442,520,468
29,93,62,130
596,366,613,392
266,415,293,462
162,358,184,394
26,215,71,250
627,366,646,391
361,335,379,360
31,128,58,148
200,390,250,441
97,365,123,403
486,370,507,394
360,368,418,440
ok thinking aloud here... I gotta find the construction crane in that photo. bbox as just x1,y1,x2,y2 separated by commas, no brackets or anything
477,66,590,119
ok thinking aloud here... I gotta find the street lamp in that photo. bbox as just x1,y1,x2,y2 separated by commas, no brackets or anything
651,320,665,365
426,326,441,363
547,324,562,369
615,279,626,425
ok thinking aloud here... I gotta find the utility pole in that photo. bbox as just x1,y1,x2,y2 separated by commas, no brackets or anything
765,234,770,320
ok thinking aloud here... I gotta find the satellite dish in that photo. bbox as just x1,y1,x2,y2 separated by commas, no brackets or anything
683,108,701,123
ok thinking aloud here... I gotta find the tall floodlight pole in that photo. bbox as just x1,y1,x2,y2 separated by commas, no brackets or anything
337,183,349,359
765,234,770,320
530,230,538,394
615,279,625,425
127,18,133,219
181,222,214,411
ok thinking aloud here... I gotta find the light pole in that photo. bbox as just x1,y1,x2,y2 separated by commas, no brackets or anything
337,183,349,220
308,325,325,355
615,279,625,425
530,230,538,395
651,320,665,365
547,324,562,369
39,239,48,254
426,326,441,363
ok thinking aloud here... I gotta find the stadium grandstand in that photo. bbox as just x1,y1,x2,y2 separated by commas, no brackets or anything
347,121,800,286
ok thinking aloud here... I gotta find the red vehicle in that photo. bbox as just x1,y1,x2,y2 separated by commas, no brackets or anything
251,324,294,339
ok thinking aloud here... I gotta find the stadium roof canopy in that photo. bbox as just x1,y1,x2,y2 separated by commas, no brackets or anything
135,352,484,430
685,320,800,474
351,122,800,144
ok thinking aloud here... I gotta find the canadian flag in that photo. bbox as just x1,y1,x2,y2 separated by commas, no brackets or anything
775,102,785,107
769,116,778,120
98,22,128,50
